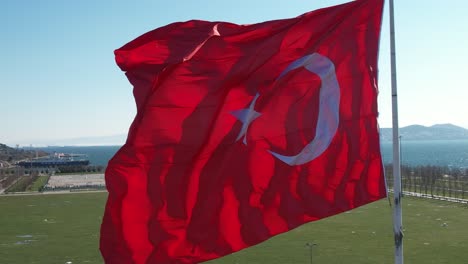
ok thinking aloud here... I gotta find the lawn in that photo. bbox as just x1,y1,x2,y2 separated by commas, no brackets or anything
27,176,50,192
0,193,467,264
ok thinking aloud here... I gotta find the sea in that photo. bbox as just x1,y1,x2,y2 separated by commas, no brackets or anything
34,139,468,168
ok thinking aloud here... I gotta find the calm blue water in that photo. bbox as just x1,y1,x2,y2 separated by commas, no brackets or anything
381,140,468,168
35,140,468,168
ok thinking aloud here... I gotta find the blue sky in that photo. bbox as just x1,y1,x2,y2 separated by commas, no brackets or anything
1,0,467,146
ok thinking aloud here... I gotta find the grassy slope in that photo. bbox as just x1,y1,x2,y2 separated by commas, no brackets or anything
4,176,30,193
0,193,467,264
27,176,50,192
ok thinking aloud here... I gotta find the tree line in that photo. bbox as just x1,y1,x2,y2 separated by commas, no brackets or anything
56,165,105,174
385,164,468,199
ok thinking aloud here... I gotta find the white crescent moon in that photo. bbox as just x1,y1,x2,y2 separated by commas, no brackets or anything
268,53,341,165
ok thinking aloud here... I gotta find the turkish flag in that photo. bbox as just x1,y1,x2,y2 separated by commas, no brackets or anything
100,0,386,263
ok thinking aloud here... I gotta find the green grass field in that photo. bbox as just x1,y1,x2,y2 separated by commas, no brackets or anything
27,176,50,192
0,193,467,264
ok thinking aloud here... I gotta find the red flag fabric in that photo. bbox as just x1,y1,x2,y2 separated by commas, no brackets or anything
101,0,386,263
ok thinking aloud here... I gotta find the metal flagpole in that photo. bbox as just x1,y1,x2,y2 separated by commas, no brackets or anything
389,0,403,263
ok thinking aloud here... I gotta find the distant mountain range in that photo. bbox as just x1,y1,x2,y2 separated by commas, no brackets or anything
380,124,468,141
10,134,128,147
64,124,467,144
45,134,127,146
6,124,468,147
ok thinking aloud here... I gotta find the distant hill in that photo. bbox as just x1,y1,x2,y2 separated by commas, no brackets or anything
5,124,468,147
0,143,48,165
7,134,127,147
380,124,468,141
39,134,127,146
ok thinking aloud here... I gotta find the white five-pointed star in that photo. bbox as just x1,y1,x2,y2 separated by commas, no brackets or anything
230,93,261,145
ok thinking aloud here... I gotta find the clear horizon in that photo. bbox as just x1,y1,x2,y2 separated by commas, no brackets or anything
2,0,468,146
4,123,467,148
